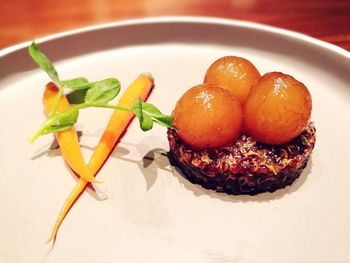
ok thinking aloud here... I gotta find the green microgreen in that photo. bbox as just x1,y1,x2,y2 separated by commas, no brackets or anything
29,42,60,84
27,41,174,143
132,98,154,131
84,78,121,104
61,77,89,90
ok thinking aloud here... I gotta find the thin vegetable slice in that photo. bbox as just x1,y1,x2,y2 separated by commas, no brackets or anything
88,73,154,174
47,74,154,242
43,83,97,183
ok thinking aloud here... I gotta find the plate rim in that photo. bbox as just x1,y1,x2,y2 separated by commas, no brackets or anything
1,16,350,263
0,16,349,59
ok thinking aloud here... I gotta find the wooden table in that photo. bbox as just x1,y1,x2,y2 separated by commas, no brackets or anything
1,0,350,51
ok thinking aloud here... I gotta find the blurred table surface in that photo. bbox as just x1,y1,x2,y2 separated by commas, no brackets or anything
1,0,350,51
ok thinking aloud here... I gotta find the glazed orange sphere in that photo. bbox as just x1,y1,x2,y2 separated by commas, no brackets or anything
243,72,312,145
204,56,261,105
173,84,243,149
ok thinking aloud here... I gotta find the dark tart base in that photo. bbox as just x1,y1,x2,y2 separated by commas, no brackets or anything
167,123,316,195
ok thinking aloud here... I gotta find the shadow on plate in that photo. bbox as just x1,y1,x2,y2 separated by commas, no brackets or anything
135,148,313,203
31,140,313,203
30,137,109,201
111,146,173,191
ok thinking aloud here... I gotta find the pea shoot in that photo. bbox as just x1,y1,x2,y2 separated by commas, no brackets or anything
27,42,174,143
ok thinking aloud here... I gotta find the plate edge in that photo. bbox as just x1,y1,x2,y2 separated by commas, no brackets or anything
0,16,349,60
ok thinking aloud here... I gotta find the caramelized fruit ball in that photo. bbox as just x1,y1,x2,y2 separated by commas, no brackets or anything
173,84,243,149
243,72,312,145
204,56,261,105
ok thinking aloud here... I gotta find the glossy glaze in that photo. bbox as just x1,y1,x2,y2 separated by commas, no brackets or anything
244,72,312,144
204,56,261,104
173,84,243,149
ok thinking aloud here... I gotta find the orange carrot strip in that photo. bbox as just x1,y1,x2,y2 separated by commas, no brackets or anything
47,179,86,242
47,74,154,242
88,73,154,175
43,83,96,183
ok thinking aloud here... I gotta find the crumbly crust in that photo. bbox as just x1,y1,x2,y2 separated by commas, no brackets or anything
167,123,316,195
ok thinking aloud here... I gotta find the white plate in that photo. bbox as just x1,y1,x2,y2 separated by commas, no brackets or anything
1,17,350,263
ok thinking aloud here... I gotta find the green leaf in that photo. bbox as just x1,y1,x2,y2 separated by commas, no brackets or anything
131,97,142,119
61,77,90,91
85,78,121,104
142,102,174,129
28,108,79,143
141,103,162,115
28,42,60,83
141,114,153,131
66,89,89,104
152,115,173,128
131,98,153,131
41,109,79,134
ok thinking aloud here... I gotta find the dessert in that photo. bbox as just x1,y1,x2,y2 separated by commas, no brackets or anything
172,84,243,149
168,56,316,195
244,72,312,144
204,56,261,104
